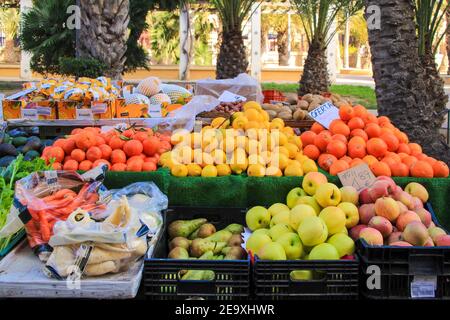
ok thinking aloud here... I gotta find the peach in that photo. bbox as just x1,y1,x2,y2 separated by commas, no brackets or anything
396,201,408,215
368,180,391,201
390,241,413,247
396,211,421,231
428,227,447,243
404,182,429,203
387,231,403,244
375,176,397,191
374,197,400,222
359,227,384,246
402,221,428,246
411,197,423,210
359,204,376,225
424,237,434,247
368,216,393,238
414,208,432,228
428,221,436,229
359,188,374,204
392,191,415,210
349,224,368,241
435,234,450,246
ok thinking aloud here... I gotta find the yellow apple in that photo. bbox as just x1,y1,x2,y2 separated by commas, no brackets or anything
314,183,342,207
268,203,290,217
270,210,290,228
289,204,317,231
257,242,287,260
246,233,272,254
269,223,292,241
338,202,360,228
302,172,328,195
318,206,346,235
276,233,303,259
308,243,340,260
297,216,328,246
327,233,355,258
246,206,271,231
286,187,308,208
295,196,322,215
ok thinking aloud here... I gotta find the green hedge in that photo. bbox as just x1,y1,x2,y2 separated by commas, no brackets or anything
103,170,450,229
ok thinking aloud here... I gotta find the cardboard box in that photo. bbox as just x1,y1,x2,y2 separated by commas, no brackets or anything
114,98,149,118
2,100,57,120
57,100,113,120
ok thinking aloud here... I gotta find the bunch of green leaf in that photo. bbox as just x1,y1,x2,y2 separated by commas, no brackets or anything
0,155,51,251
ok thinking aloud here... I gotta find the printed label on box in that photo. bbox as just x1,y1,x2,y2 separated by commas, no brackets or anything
308,102,340,129
91,102,108,114
149,104,162,118
76,108,93,120
21,108,38,120
218,90,247,103
36,106,52,116
337,163,376,192
411,276,437,298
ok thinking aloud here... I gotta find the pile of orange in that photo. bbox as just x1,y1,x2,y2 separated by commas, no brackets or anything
301,104,449,178
42,127,173,172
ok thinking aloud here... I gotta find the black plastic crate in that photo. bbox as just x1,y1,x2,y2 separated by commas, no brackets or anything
253,256,359,300
357,203,450,300
144,207,250,300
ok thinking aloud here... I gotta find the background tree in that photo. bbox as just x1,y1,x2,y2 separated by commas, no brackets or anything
210,0,262,79
262,13,290,66
291,0,363,95
365,0,450,163
77,0,130,79
0,8,19,63
148,11,180,64
447,6,450,74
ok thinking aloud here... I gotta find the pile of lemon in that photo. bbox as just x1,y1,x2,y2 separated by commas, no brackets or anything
159,101,319,177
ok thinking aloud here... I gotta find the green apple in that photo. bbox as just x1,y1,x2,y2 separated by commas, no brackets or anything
297,216,328,246
314,183,342,208
257,242,287,260
340,186,359,205
338,202,360,229
308,243,340,260
290,270,313,280
268,203,290,217
319,206,346,235
276,232,303,259
302,172,328,196
246,233,272,254
269,223,292,241
327,233,355,258
295,196,322,215
289,204,317,231
246,206,271,231
253,228,270,237
286,187,307,208
269,210,290,228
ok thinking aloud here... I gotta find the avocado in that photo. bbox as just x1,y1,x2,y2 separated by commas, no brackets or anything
24,150,40,161
16,146,25,154
23,139,42,153
0,143,18,157
0,156,15,168
12,137,28,147
8,129,26,138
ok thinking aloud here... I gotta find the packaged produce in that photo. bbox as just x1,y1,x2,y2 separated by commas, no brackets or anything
301,103,449,177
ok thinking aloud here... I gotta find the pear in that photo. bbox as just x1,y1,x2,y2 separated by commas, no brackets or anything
224,246,247,260
190,239,227,257
168,247,189,259
188,228,201,240
181,251,214,280
168,218,207,239
206,230,233,242
197,223,217,238
169,237,191,251
227,234,244,247
225,223,244,234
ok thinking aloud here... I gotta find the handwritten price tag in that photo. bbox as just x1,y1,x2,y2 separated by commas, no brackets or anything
308,102,339,129
337,163,376,192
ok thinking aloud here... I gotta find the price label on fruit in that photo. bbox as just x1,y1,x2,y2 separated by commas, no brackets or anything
218,90,247,103
411,276,437,298
308,102,339,128
337,163,376,192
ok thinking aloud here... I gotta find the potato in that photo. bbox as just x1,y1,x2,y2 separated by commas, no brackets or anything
278,111,293,120
302,93,314,102
293,109,307,121
266,110,278,119
280,106,292,114
308,101,321,111
297,100,309,110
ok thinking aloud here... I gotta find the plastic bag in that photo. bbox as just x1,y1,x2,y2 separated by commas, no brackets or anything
195,73,264,103
0,166,108,259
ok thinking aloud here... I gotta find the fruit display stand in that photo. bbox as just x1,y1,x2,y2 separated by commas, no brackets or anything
357,204,450,300
144,207,250,300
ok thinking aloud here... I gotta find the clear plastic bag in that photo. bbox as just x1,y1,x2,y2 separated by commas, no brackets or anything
195,73,264,103
0,166,108,257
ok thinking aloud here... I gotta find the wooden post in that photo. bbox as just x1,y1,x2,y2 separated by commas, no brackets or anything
250,3,261,81
179,2,192,80
20,0,33,80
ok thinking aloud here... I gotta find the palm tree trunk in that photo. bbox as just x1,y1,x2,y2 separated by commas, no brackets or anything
343,18,350,69
277,30,289,66
298,39,329,95
447,7,450,75
4,39,16,63
78,0,130,79
365,0,450,164
216,28,248,79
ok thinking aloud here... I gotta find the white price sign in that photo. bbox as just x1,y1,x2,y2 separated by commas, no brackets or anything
21,108,38,120
411,276,437,298
308,102,340,129
218,90,247,103
76,108,94,120
149,104,162,118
